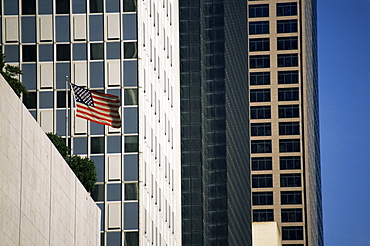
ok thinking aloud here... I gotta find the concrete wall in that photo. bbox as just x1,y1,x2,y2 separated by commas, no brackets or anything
0,76,100,245
253,222,282,246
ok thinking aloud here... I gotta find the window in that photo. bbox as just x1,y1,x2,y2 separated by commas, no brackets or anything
249,4,269,18
249,38,270,52
22,0,36,15
56,91,71,108
91,137,105,154
279,139,300,152
252,192,273,205
278,88,299,101
124,89,138,105
251,123,271,136
91,184,104,201
22,45,36,62
253,209,274,222
250,72,270,85
249,21,269,34
282,208,303,222
56,44,70,61
124,42,138,59
56,0,70,14
282,226,304,240
280,156,301,170
278,71,299,84
107,183,122,201
250,55,270,68
279,105,299,118
281,191,302,205
251,106,271,119
277,37,298,50
250,89,270,102
277,20,298,33
278,54,298,67
279,122,300,135
123,0,137,12
252,174,272,188
90,43,104,60
90,0,103,13
281,174,301,187
251,140,272,153
124,232,139,246
125,136,138,152
277,2,298,16
125,183,138,200
23,92,37,109
252,157,272,171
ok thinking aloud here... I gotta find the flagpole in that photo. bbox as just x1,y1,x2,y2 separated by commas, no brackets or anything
65,76,69,149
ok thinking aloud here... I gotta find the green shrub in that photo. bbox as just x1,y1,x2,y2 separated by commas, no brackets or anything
0,53,27,97
46,132,97,193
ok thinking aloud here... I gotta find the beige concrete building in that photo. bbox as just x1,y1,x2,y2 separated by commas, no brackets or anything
0,76,100,245
247,1,323,245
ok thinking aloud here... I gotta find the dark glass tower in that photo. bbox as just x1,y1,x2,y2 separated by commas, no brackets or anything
180,0,251,245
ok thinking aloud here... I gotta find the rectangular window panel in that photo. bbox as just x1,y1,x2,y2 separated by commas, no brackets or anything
22,0,36,15
4,45,19,62
252,157,272,171
56,16,70,42
282,226,304,240
124,232,139,246
57,44,70,61
253,209,274,222
107,42,121,59
281,208,303,222
279,139,300,152
107,60,120,86
108,203,121,229
107,14,120,39
123,14,137,40
73,15,87,41
124,154,138,181
279,105,299,118
22,45,36,62
22,64,37,90
249,21,269,35
91,137,105,154
90,62,104,88
22,17,36,43
280,156,301,170
250,72,270,85
279,122,300,135
278,54,298,67
249,4,269,18
89,15,104,41
74,62,87,86
251,106,271,119
124,202,138,230
124,108,138,134
39,0,52,14
277,37,298,50
56,0,70,14
277,2,298,16
251,123,271,136
107,183,122,201
4,0,18,15
249,38,270,52
250,55,270,68
278,71,299,84
124,42,138,59
39,15,53,41
73,43,87,60
108,155,121,180
124,89,138,105
125,136,138,152
123,0,137,12
72,0,86,13
250,89,270,102
107,0,120,12
23,92,37,109
125,183,138,200
281,174,301,187
252,192,273,205
252,174,272,188
277,19,298,33
278,88,299,101
90,0,103,13
5,17,19,42
251,140,272,153
90,43,104,60
40,63,53,88
281,191,302,205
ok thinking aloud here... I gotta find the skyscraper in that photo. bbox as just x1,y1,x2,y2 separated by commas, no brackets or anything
1,0,139,245
137,1,182,245
247,0,323,245
179,0,251,245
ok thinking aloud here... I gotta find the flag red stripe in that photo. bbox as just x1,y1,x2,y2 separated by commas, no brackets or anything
92,94,121,104
93,100,120,109
77,102,120,117
76,108,121,122
76,114,121,128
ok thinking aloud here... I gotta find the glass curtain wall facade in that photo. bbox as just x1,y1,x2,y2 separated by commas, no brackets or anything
1,0,139,245
247,0,323,245
180,0,251,245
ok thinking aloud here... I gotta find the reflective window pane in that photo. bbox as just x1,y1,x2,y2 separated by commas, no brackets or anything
107,0,120,12
22,45,36,62
124,42,138,59
90,43,104,60
107,183,121,201
123,60,138,86
125,136,138,152
124,89,138,105
4,45,19,62
125,183,138,200
91,137,105,154
57,44,70,61
73,137,87,155
4,0,18,15
107,232,121,245
23,92,37,109
106,42,120,59
90,62,104,88
124,108,138,134
90,0,103,13
89,15,103,41
91,156,104,182
22,64,37,90
91,184,105,201
73,43,87,60
108,136,121,153
56,16,70,42
124,232,138,246
124,154,138,181
56,0,70,14
123,14,137,40
123,0,136,12
124,202,138,229
56,63,70,89
39,91,53,108
39,44,53,61
72,0,86,13
22,0,36,15
39,0,52,14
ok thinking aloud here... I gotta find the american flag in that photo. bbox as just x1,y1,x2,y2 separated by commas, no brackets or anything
71,84,121,128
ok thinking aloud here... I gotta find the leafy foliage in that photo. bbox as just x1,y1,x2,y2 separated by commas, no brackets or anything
46,133,69,159
46,133,97,193
0,53,27,97
67,155,97,193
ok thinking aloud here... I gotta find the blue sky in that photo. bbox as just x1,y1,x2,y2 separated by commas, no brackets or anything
318,0,370,245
